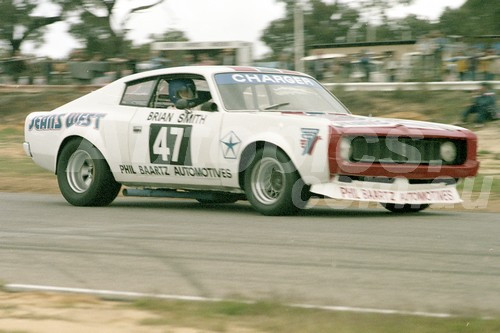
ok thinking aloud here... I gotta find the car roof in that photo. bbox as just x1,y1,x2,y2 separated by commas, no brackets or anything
118,65,309,84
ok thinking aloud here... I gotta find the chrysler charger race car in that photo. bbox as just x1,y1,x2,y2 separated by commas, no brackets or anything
24,66,479,215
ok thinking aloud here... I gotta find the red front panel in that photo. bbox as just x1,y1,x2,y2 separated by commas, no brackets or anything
328,126,480,179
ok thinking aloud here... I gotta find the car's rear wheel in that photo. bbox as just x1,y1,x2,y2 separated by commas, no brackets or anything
244,146,310,215
57,139,121,206
380,203,429,213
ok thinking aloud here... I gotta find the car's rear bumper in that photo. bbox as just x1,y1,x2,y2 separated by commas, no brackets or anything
23,142,32,157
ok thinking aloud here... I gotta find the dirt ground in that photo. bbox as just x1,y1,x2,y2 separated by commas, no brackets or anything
0,291,162,333
0,290,249,333
474,126,500,172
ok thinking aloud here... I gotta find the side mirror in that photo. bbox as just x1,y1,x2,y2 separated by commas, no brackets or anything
175,99,189,110
201,101,218,112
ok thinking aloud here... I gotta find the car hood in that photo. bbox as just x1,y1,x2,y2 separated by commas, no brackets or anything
289,112,465,132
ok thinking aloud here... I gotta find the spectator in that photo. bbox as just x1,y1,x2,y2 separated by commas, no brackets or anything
150,51,170,69
42,58,53,84
430,31,446,81
479,50,497,81
468,54,479,81
195,53,217,66
491,54,500,80
221,48,235,65
384,54,398,82
127,58,137,74
182,54,195,66
5,51,27,84
360,51,372,82
462,82,498,126
456,53,468,81
313,59,324,81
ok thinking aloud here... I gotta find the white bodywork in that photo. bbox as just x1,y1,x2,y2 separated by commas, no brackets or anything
24,66,474,206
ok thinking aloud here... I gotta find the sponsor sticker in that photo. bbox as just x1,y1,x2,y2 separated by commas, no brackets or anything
147,111,207,124
336,185,460,204
215,73,318,87
300,128,321,155
220,131,241,159
118,164,232,179
149,124,192,165
28,113,106,131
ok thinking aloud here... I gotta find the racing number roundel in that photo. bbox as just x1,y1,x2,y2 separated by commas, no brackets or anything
149,124,192,165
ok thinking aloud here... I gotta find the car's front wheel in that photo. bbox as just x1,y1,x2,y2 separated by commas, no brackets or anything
380,203,429,213
244,146,310,215
57,139,121,206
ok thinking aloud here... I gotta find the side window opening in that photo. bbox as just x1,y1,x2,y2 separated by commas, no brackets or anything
121,74,214,110
152,79,173,109
121,79,156,107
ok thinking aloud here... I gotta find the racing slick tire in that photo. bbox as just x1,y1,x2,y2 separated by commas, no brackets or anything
244,146,310,216
380,203,430,213
57,139,121,206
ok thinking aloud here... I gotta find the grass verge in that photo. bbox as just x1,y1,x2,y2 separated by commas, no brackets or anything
130,298,500,333
333,88,475,124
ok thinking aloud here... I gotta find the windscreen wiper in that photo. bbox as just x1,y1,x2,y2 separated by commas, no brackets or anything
263,102,290,110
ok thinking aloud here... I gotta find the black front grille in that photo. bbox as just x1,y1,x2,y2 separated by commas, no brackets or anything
348,136,466,165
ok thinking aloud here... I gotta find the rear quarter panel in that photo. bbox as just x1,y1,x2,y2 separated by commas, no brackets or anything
24,82,130,174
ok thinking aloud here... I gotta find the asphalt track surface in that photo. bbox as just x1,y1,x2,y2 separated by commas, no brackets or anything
1,192,499,317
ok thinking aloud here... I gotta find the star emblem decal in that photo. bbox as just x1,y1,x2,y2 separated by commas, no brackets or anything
220,131,241,159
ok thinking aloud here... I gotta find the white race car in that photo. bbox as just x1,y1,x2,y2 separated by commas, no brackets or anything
24,66,479,215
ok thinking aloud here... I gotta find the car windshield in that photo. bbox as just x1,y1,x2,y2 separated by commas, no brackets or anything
214,72,350,113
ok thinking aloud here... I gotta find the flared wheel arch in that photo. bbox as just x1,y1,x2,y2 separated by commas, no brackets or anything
238,141,304,190
56,136,110,175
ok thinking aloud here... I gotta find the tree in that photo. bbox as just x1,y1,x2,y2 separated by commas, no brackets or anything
0,0,62,56
64,0,167,58
374,15,435,42
151,29,189,43
322,0,415,43
261,0,416,60
438,0,500,37
261,0,360,58
395,15,435,39
126,29,189,62
351,0,413,24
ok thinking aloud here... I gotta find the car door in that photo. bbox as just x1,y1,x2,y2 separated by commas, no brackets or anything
127,75,227,188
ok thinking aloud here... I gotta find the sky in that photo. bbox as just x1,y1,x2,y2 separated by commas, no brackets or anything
23,0,467,59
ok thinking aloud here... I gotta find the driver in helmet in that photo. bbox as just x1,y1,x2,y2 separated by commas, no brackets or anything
169,78,211,109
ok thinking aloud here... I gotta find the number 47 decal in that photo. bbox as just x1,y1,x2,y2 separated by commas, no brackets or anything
149,124,192,165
